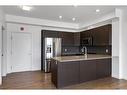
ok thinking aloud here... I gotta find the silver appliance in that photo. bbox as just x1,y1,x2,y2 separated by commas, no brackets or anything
82,37,93,46
44,38,61,72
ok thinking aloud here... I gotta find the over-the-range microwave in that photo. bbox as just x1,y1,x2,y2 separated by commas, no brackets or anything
82,37,93,46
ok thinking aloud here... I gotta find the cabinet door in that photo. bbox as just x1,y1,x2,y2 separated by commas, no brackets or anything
60,32,74,46
92,24,111,46
58,61,79,88
80,60,96,82
96,58,111,79
74,32,80,46
80,30,92,46
42,30,60,38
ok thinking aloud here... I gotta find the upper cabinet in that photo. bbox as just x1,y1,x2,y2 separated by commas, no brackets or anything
59,32,74,46
80,24,112,46
42,24,111,46
59,32,80,46
74,32,80,46
42,30,60,38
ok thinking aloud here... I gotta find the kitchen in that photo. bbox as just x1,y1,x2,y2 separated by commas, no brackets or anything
0,6,127,89
41,24,112,88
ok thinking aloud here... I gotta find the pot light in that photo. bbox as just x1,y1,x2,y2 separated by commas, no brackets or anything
20,6,32,11
59,16,62,19
72,17,76,21
96,9,100,13
74,5,78,7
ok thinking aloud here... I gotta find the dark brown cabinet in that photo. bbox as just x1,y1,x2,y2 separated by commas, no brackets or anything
57,61,79,88
51,59,58,86
51,58,111,88
80,60,96,82
92,24,112,46
80,24,112,46
42,30,60,38
59,32,74,46
74,32,80,46
59,32,80,46
96,58,111,79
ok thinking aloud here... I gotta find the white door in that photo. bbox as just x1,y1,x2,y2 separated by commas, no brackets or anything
0,23,2,84
11,32,32,73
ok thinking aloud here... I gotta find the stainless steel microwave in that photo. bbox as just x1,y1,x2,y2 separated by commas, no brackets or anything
82,37,93,45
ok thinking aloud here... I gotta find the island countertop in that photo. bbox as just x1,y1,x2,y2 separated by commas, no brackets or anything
52,54,111,62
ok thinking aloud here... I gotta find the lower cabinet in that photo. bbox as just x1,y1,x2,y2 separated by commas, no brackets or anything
57,61,79,88
80,60,96,82
96,58,111,79
51,58,111,88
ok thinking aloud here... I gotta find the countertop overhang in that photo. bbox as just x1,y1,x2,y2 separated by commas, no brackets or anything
52,54,111,62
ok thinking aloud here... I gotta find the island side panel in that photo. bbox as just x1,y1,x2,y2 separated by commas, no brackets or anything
96,58,112,79
51,59,58,88
57,61,80,88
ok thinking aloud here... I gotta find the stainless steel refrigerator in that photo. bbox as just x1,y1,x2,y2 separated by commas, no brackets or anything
43,38,61,72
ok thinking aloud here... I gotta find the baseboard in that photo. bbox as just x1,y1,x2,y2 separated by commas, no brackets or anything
32,68,41,71
0,77,2,85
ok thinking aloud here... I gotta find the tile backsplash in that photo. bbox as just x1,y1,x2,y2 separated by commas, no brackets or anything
62,45,111,55
62,46,80,55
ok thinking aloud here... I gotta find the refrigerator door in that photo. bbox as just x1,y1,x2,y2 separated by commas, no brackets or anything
45,38,53,59
53,38,61,57
44,38,53,72
44,38,61,73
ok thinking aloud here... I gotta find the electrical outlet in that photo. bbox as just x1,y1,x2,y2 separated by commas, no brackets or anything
65,49,67,52
106,49,108,53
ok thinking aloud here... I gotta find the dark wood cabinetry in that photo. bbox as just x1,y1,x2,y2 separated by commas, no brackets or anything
58,61,79,88
74,32,80,46
42,30,60,38
92,24,112,46
51,60,79,88
51,59,58,86
80,60,96,82
51,58,111,88
96,58,111,79
59,32,80,46
59,32,74,46
80,24,112,46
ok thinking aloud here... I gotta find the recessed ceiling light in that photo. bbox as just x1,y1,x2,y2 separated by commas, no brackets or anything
20,6,32,11
72,18,76,21
74,5,78,7
59,16,62,19
96,9,100,13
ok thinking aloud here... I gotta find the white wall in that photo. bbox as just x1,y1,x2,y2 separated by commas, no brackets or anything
111,8,127,80
120,8,127,79
112,18,120,79
6,23,42,73
0,8,5,85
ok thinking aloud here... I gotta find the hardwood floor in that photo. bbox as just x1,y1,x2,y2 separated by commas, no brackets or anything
0,71,55,89
0,71,127,89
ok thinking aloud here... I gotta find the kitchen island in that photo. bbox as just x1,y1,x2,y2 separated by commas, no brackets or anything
51,54,111,88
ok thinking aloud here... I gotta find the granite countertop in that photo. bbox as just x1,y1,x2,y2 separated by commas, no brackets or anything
52,54,111,62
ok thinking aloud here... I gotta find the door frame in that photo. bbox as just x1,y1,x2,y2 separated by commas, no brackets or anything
10,32,33,73
0,23,2,85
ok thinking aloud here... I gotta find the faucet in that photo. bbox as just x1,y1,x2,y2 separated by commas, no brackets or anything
81,46,87,56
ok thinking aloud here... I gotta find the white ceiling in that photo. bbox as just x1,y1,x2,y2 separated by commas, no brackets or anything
2,6,121,24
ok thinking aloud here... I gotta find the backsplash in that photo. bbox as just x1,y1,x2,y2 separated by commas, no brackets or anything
62,46,80,55
79,45,112,55
62,45,111,55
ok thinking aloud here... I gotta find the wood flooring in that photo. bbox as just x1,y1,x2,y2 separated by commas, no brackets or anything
0,71,127,89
